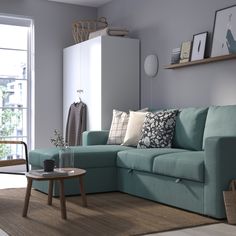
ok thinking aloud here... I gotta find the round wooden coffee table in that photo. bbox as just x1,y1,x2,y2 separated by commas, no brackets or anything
22,168,87,220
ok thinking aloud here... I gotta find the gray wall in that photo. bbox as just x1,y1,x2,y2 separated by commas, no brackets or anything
98,0,236,109
0,0,96,148
2,0,236,149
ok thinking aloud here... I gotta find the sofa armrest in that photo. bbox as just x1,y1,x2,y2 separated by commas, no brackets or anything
204,136,236,218
82,130,109,146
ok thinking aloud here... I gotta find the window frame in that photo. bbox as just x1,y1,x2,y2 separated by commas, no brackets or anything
0,13,35,151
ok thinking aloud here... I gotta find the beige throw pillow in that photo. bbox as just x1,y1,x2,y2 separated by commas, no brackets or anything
107,108,149,145
122,111,147,146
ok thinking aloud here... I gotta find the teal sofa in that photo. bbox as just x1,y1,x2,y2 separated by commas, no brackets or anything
29,105,236,219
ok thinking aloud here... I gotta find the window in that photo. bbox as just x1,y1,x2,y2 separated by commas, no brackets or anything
0,14,34,161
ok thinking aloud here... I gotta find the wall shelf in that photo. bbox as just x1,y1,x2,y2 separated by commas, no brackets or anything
164,54,236,69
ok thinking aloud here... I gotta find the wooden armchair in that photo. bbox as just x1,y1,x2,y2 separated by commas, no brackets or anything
0,140,29,175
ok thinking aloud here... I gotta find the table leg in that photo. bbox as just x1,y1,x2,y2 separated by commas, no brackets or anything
22,177,33,217
79,176,87,207
48,180,53,205
59,179,67,219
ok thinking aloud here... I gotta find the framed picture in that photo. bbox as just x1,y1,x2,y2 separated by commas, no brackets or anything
180,41,192,63
171,47,181,64
191,32,208,61
211,5,236,57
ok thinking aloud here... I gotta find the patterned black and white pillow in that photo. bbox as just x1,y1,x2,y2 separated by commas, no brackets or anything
137,110,178,148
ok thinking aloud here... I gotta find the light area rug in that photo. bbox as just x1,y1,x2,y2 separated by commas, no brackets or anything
0,188,219,236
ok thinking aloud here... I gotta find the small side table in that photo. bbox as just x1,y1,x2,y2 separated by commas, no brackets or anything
22,168,87,220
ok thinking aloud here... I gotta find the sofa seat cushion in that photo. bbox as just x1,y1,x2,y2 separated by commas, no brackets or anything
29,145,133,168
152,151,204,182
117,148,187,172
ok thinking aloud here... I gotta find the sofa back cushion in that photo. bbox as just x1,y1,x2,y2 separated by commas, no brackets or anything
172,107,208,151
202,105,236,149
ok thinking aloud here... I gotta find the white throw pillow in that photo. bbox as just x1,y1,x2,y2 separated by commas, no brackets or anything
107,109,129,145
107,108,149,145
122,111,147,146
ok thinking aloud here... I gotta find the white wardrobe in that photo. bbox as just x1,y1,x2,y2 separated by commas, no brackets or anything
63,36,140,134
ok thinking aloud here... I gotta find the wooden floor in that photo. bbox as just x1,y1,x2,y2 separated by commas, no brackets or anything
147,223,236,236
0,173,235,236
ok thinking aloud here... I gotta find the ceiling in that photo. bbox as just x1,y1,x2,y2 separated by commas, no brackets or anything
48,0,112,7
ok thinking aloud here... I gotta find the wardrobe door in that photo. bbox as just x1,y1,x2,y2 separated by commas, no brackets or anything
80,37,102,131
63,44,81,135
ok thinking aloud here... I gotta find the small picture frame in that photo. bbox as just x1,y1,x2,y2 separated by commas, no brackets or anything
180,41,192,63
211,4,236,57
170,47,181,64
191,32,208,61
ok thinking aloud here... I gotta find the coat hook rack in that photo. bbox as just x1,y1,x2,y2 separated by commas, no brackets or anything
77,89,83,102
